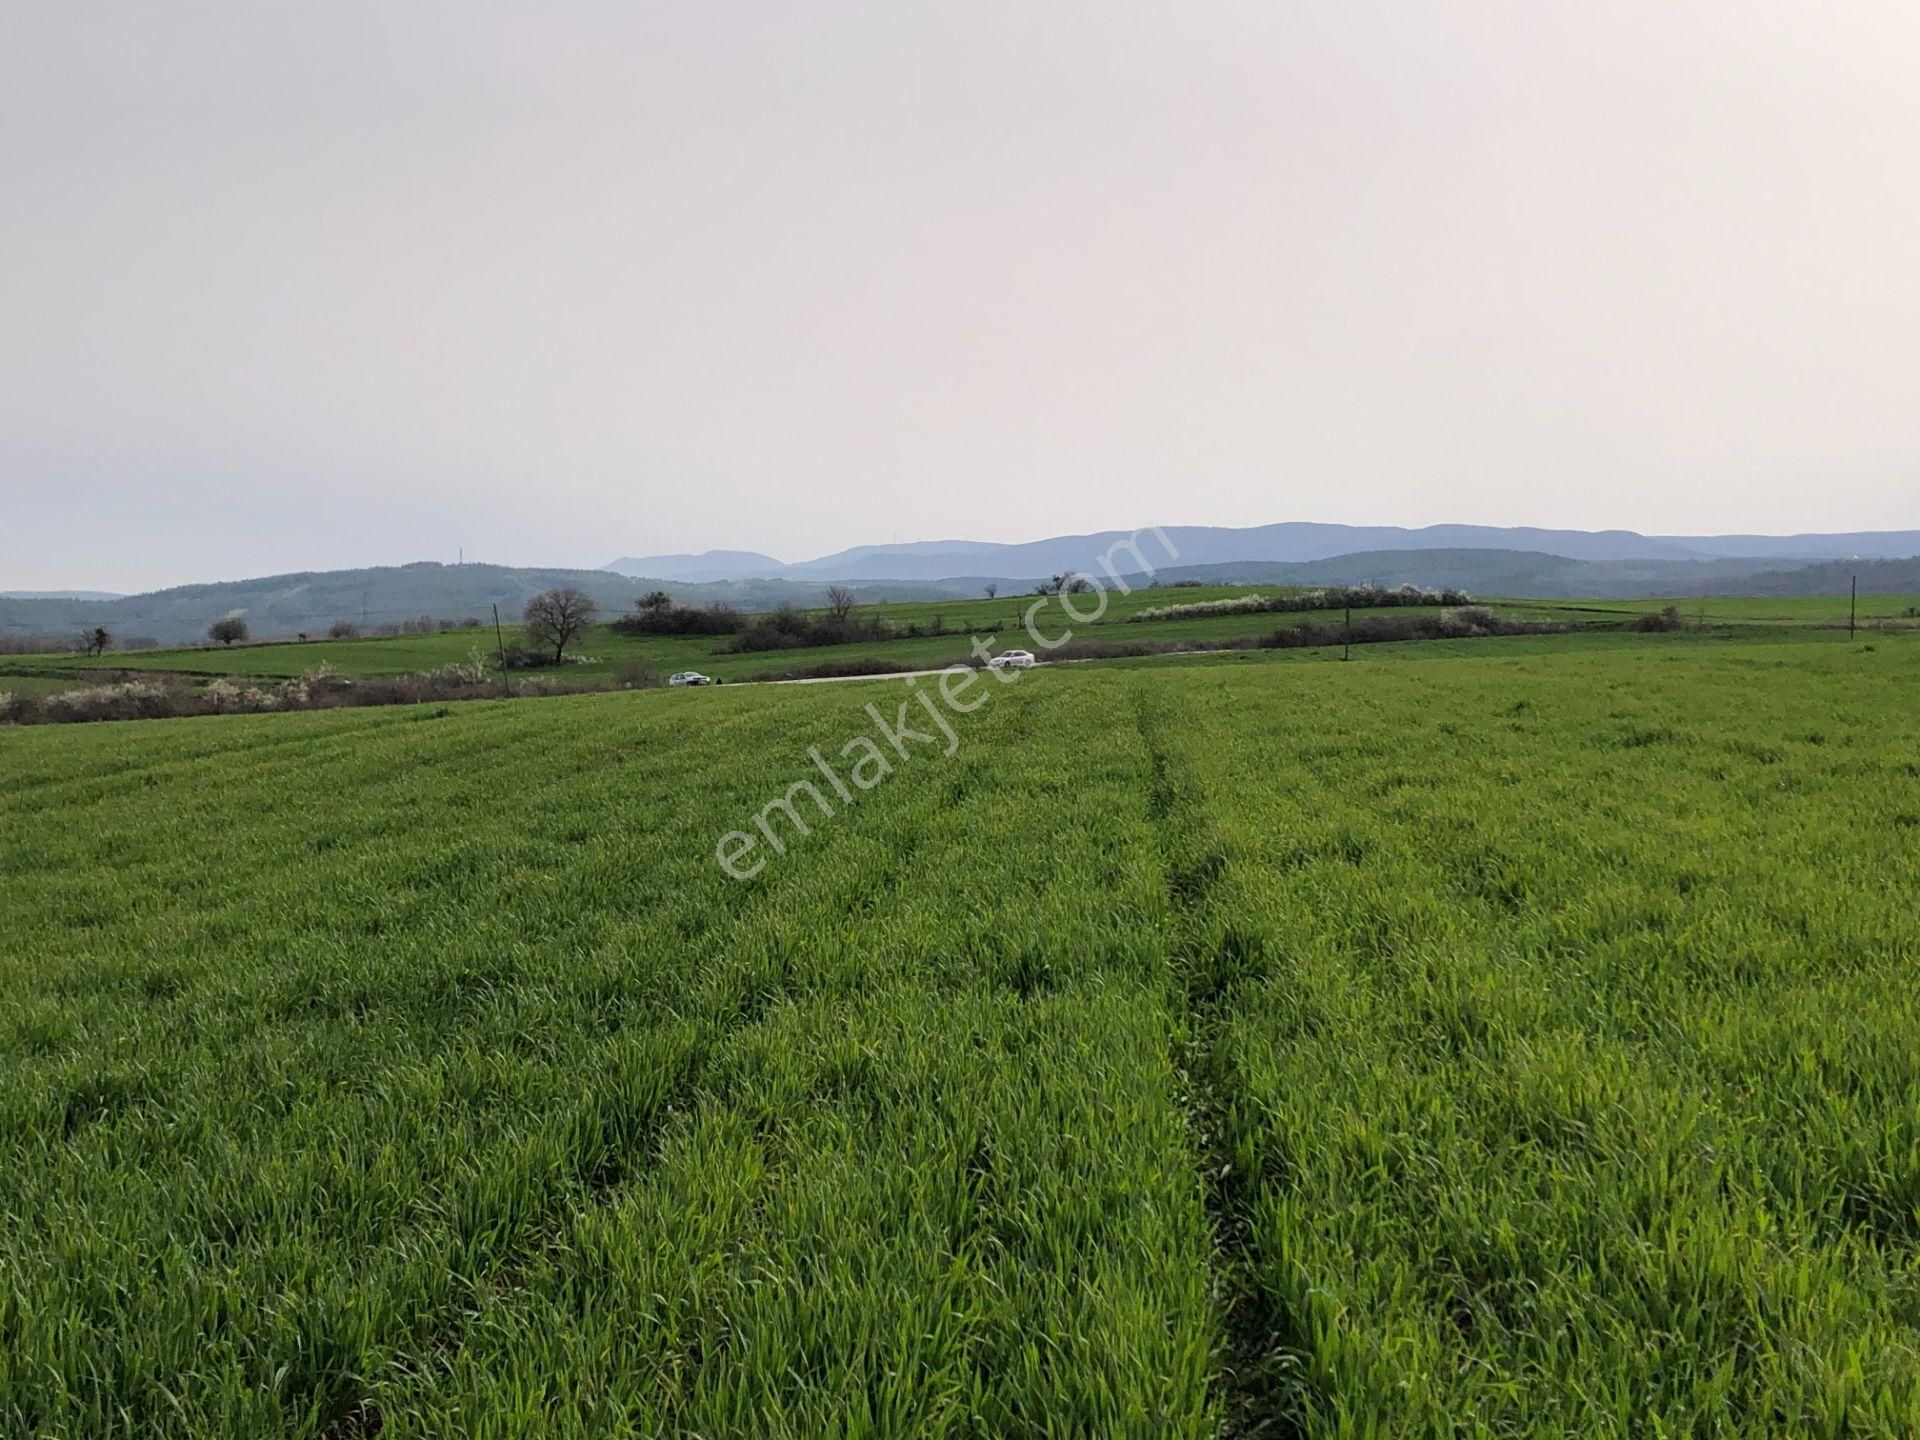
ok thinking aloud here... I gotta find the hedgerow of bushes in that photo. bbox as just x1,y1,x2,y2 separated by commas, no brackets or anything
609,597,742,637
724,608,900,653
1625,605,1687,632
0,650,639,726
1130,583,1475,623
1261,607,1557,648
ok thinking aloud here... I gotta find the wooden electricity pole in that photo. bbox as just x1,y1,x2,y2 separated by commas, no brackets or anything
1850,575,1858,639
492,604,510,695
1343,605,1352,662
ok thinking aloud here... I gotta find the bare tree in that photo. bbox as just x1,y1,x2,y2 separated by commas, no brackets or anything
983,582,998,599
328,619,360,639
77,626,112,656
523,587,598,664
824,585,857,621
208,617,249,646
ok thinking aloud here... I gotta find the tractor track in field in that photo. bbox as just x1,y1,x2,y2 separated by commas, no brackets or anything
1131,685,1308,1440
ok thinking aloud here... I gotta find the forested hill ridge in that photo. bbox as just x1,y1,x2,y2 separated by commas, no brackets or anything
1100,550,1920,599
6,546,1917,647
610,522,1920,584
0,563,953,648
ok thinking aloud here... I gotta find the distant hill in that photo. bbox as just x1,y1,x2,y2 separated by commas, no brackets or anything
10,535,1916,648
1649,533,1920,561
1701,556,1920,598
782,524,1703,579
605,522,1920,584
1093,549,1849,599
0,563,953,646
0,589,123,601
603,550,787,582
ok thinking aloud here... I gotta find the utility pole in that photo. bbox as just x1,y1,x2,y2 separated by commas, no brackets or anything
492,604,510,696
1343,605,1352,662
1850,575,1858,639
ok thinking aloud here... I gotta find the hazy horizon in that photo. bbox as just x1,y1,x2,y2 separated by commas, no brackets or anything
5,2,1917,592
16,511,1920,600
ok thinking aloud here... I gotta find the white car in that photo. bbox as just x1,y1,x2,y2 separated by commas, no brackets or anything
987,649,1036,670
668,671,713,687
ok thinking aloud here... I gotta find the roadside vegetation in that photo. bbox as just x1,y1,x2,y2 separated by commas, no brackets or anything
0,650,668,726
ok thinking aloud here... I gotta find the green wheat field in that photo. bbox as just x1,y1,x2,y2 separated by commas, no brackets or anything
3,633,1918,1436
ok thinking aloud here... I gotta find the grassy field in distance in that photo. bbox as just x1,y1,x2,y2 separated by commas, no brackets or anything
1506,593,1920,625
3,632,1917,1435
0,585,1485,688
8,585,1914,698
0,584,1276,681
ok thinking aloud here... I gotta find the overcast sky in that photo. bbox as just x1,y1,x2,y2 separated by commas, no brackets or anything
3,2,1917,592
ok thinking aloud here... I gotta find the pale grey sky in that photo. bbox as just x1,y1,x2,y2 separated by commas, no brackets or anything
3,1,1917,592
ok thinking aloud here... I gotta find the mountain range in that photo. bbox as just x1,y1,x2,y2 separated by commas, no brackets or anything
4,523,1915,646
607,523,1920,584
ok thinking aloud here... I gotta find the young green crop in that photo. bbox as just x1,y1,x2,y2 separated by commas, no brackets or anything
1,632,1915,1436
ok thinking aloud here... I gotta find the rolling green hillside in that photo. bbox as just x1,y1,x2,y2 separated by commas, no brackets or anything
3,635,1918,1435
1123,550,1920,599
0,585,1329,688
4,586,1913,701
0,562,961,647
8,549,1914,648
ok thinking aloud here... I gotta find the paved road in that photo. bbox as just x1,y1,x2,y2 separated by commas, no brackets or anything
770,664,1004,685
760,649,1224,685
